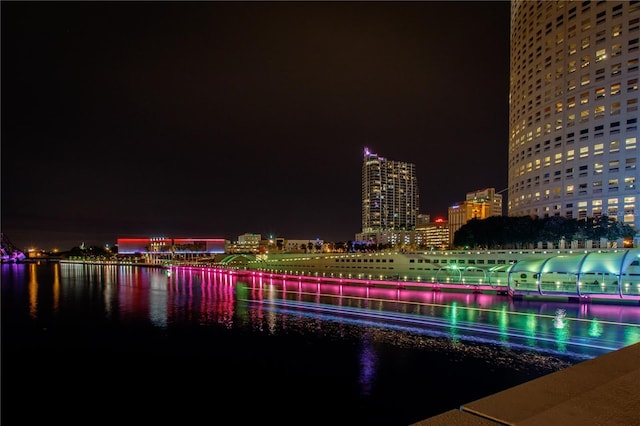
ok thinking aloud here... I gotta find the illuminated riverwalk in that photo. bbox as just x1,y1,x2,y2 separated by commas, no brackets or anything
166,248,640,304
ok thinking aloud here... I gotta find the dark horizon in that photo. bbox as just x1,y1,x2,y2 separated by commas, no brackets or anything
1,1,511,251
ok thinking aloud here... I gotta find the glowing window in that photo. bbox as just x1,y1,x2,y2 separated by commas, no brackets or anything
612,24,622,38
612,44,622,57
594,162,604,174
610,140,620,153
610,83,621,95
580,92,589,104
612,63,622,76
580,110,589,122
581,74,590,86
581,36,590,49
611,102,621,115
579,146,589,158
626,137,637,150
625,177,636,190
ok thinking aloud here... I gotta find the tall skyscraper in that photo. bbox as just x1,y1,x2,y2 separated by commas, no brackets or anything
508,1,639,237
361,147,419,235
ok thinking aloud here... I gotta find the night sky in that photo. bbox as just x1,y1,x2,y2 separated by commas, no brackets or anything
1,1,511,251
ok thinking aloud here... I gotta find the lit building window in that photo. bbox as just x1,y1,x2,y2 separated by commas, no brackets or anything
580,109,589,122
625,177,636,190
610,140,620,153
566,184,574,195
594,144,604,155
612,24,622,38
580,146,589,158
610,83,621,95
554,153,562,164
611,102,621,115
594,162,604,173
567,149,575,160
581,92,589,104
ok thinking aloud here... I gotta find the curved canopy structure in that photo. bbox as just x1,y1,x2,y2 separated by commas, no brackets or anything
218,253,255,265
507,248,640,298
508,249,640,276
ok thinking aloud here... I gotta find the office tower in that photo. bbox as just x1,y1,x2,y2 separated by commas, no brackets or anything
361,147,419,236
423,218,450,250
508,1,640,237
447,187,503,245
448,199,493,246
466,188,504,217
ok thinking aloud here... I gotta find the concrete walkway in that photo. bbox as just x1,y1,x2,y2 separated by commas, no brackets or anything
412,341,640,426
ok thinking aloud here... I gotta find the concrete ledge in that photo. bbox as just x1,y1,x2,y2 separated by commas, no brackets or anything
413,342,640,425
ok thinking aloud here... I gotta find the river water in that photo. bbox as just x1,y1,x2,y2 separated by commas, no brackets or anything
3,262,639,425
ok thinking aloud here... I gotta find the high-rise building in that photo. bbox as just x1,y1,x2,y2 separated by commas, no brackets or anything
466,188,504,217
448,199,493,246
508,1,640,239
359,147,419,241
447,188,503,247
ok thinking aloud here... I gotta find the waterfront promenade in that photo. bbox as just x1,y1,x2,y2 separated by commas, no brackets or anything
414,340,640,425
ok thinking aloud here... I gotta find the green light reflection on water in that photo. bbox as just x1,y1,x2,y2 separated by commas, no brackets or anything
588,318,603,338
525,313,538,348
498,305,509,344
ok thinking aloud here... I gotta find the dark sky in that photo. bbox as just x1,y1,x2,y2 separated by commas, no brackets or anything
1,1,511,251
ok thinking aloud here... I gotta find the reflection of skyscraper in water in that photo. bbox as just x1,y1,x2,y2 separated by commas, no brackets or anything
358,334,377,396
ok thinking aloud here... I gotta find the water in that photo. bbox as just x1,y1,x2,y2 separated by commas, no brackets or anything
3,262,640,425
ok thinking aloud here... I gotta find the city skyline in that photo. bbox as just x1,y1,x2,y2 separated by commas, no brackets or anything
1,1,511,251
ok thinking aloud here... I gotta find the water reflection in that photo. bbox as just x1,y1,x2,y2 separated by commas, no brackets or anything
237,273,640,358
6,262,640,425
359,334,377,396
14,263,640,359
